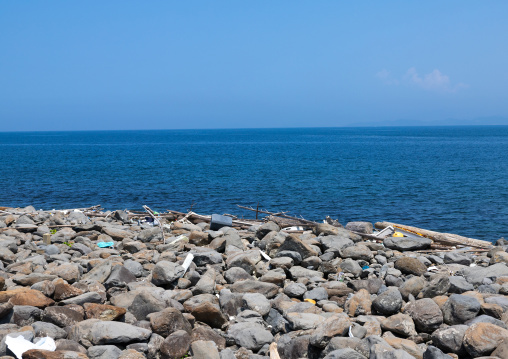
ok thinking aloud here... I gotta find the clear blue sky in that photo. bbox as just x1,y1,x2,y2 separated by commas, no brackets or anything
1,1,507,131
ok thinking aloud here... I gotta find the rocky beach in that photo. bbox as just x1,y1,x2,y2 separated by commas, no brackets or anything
0,206,507,359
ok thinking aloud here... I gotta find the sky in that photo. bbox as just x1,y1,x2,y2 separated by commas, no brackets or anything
1,1,508,131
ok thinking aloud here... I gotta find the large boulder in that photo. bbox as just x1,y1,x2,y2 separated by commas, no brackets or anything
384,237,432,251
405,298,443,333
463,322,508,357
441,294,481,325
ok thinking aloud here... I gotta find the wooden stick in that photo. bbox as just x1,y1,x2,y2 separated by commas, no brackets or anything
237,205,318,226
375,221,493,249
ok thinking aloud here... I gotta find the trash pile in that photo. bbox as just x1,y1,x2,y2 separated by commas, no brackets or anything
0,204,507,359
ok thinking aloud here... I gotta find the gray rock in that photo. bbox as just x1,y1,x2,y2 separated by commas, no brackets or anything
89,321,152,345
420,275,450,298
191,340,220,359
383,236,432,251
32,321,67,339
151,260,185,286
137,227,162,242
265,308,289,334
405,298,443,333
431,325,468,354
230,280,279,298
123,260,144,277
72,242,92,255
448,276,474,293
104,265,137,289
320,236,354,255
228,322,274,351
303,287,328,301
289,266,324,280
423,346,453,359
399,276,426,300
193,267,216,295
286,312,325,330
11,305,42,326
191,249,223,266
277,234,318,260
88,345,123,359
61,291,103,306
82,260,112,283
345,222,373,234
442,294,481,325
339,258,363,277
466,314,508,329
461,263,508,285
340,244,373,261
284,282,307,298
324,348,367,359
224,267,253,283
243,293,271,316
256,221,280,239
485,295,508,310
372,287,402,316
444,252,472,265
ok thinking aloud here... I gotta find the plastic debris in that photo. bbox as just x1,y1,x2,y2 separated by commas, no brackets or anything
97,241,114,248
6,336,56,359
182,253,194,273
259,250,271,261
303,298,316,304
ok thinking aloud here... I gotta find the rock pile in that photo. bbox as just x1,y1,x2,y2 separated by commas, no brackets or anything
0,206,507,359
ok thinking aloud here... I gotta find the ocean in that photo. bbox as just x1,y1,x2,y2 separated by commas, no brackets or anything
1,126,507,243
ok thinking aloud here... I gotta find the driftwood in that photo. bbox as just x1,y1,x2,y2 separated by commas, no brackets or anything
237,205,318,226
375,221,493,249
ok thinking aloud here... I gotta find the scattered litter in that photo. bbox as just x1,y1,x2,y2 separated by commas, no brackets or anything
283,226,305,231
6,336,56,359
374,226,395,238
97,242,114,248
348,325,354,338
338,272,345,282
470,263,477,267
181,253,194,273
259,250,271,261
303,299,316,305
362,265,370,270
392,231,404,238
427,266,438,272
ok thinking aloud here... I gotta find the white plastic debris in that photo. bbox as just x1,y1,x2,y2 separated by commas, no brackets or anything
169,235,188,245
427,266,438,272
259,250,271,261
470,263,477,267
181,253,194,273
6,336,56,359
348,325,354,337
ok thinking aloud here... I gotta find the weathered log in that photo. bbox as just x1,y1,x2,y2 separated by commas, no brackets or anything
375,221,493,249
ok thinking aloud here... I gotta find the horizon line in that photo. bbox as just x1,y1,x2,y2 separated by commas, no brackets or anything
2,123,508,134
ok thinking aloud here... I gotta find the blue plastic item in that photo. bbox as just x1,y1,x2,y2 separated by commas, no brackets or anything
97,241,114,248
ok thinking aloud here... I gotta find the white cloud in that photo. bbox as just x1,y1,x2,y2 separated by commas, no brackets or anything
377,67,468,92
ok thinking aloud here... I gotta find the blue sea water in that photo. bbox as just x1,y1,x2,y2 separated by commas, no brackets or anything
1,126,507,243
